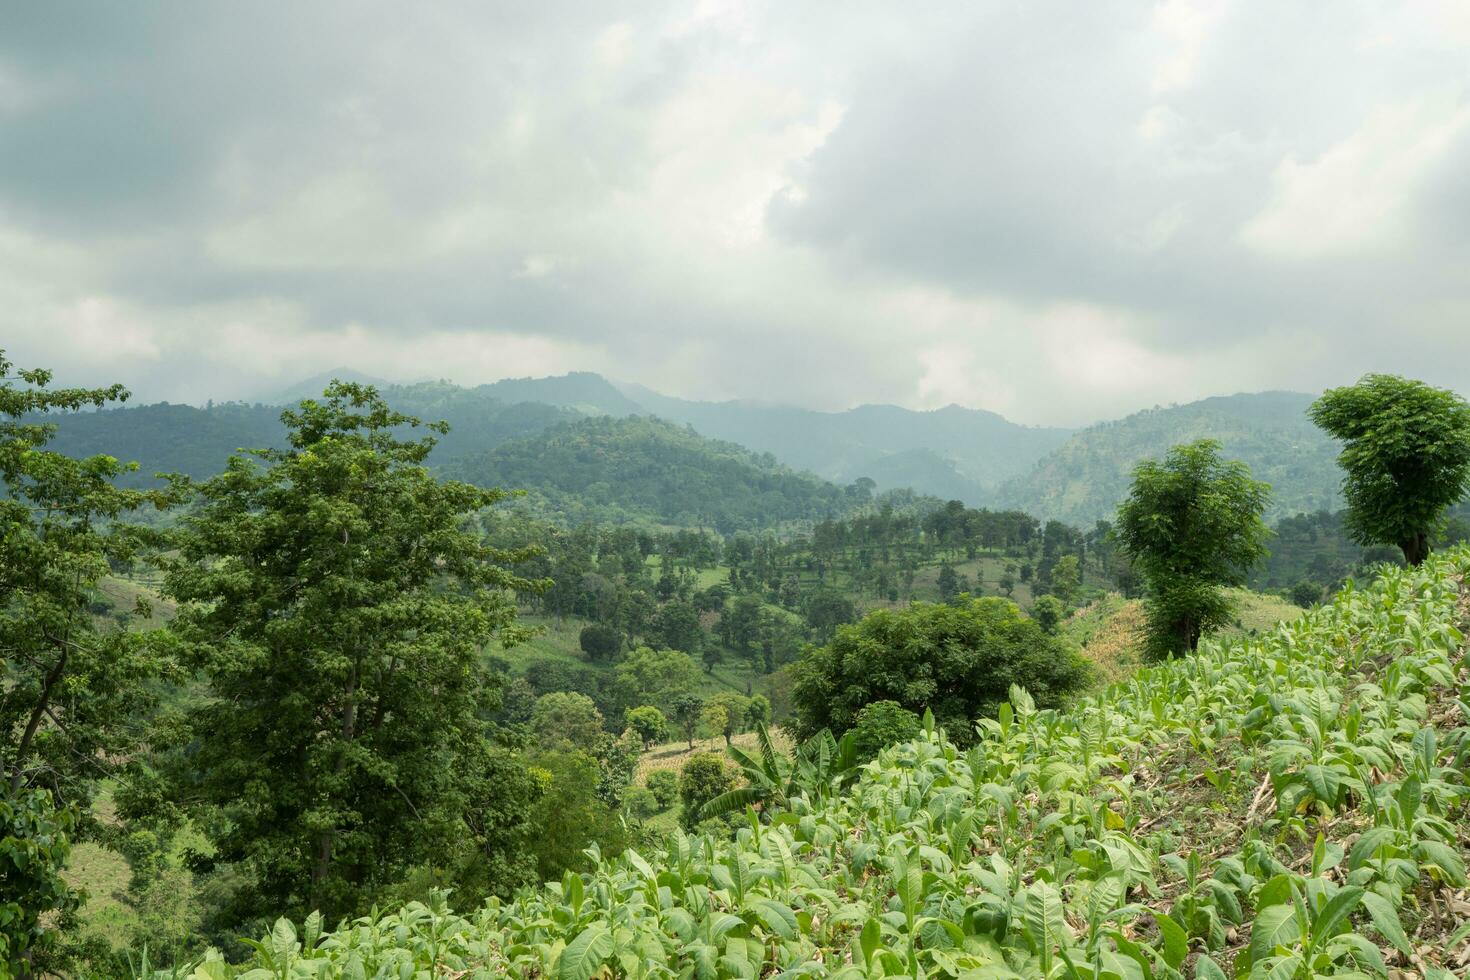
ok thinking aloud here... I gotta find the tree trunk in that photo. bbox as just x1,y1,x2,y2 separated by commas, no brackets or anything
1399,530,1430,567
10,648,68,793
311,666,359,906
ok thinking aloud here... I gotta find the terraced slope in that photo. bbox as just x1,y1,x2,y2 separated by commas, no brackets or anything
178,551,1470,978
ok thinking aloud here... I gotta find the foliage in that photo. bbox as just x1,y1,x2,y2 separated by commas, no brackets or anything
612,647,702,715
185,549,1470,978
643,770,680,811
0,352,174,803
624,706,669,749
524,750,629,880
1116,439,1271,658
1031,594,1065,634
671,695,704,751
849,700,922,762
790,595,1090,744
453,415,859,532
1,788,80,977
678,754,735,832
153,383,546,922
531,692,606,750
1310,374,1470,566
578,622,622,661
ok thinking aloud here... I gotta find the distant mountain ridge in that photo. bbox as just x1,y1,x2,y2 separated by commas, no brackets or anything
992,391,1342,525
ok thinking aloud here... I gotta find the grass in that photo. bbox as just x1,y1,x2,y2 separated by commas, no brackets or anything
1064,587,1305,685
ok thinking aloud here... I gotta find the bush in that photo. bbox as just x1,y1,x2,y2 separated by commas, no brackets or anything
645,769,679,810
678,754,734,832
623,786,660,821
790,596,1090,746
850,700,922,761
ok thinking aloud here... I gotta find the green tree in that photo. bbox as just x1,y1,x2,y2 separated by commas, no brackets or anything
1290,581,1323,609
936,563,959,601
745,693,772,729
652,598,704,654
1116,440,1270,658
612,646,701,712
158,383,544,921
849,700,922,762
671,695,704,750
531,692,606,750
1050,554,1080,605
624,706,669,749
678,754,734,832
525,750,628,879
1,789,80,977
644,769,679,810
790,597,1090,745
803,589,854,642
1031,594,1065,634
1309,374,1470,566
578,622,622,661
706,692,749,747
0,353,173,800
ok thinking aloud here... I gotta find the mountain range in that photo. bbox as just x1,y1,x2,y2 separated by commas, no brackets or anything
44,369,1358,527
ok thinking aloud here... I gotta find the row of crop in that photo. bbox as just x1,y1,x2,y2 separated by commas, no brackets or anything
155,550,1470,979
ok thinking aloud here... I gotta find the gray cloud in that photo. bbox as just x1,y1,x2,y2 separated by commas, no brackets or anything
1,1,1467,425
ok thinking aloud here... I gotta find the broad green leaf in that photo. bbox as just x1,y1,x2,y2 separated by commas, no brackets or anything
752,899,798,939
1248,904,1301,962
559,923,613,980
1155,914,1188,969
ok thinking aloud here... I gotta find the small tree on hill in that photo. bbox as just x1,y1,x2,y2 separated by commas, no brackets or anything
671,695,704,750
1116,440,1270,658
579,623,622,661
1309,374,1470,566
624,706,669,749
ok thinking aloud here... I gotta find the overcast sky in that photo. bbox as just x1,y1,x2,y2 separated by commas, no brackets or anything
2,2,1468,426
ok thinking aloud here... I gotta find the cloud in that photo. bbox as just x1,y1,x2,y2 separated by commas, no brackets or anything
0,1,1467,426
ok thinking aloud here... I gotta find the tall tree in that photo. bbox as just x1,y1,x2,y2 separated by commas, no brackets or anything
0,353,172,799
1116,440,1270,658
159,383,544,921
1309,374,1470,566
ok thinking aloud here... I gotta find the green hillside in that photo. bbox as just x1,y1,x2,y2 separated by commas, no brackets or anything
42,384,578,488
176,550,1470,977
994,391,1341,524
452,415,869,532
620,383,1074,497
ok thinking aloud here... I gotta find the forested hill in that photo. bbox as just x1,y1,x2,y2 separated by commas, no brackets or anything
615,382,1073,495
41,383,579,488
448,414,872,531
992,391,1342,524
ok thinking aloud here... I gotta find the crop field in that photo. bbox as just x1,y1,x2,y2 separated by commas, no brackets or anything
175,549,1470,978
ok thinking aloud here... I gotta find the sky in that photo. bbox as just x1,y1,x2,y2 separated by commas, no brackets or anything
2,1,1468,427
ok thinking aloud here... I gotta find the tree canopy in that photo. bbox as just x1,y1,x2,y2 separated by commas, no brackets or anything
1115,439,1270,657
154,383,546,921
790,596,1090,744
1309,374,1470,565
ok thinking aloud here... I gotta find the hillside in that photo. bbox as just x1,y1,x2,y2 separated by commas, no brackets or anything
42,383,578,488
994,391,1342,524
187,550,1470,976
619,382,1073,498
451,415,867,531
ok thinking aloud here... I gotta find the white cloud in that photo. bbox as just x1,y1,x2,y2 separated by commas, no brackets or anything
1240,96,1470,259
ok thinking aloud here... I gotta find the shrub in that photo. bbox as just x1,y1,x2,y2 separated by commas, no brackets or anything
623,786,660,821
849,700,922,761
791,596,1090,745
678,754,734,832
